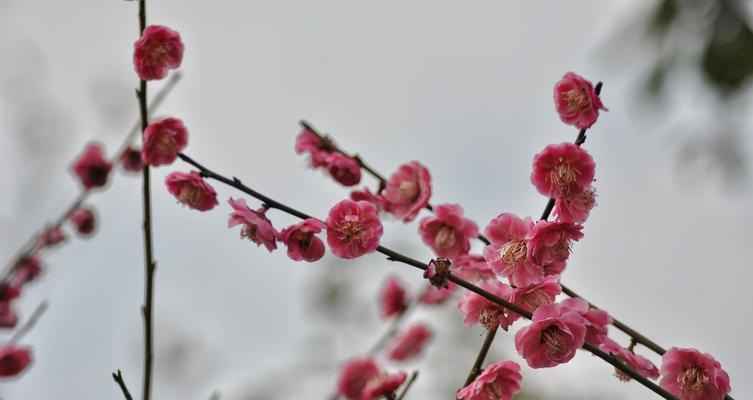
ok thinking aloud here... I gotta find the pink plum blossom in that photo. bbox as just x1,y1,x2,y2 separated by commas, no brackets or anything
384,161,432,222
452,254,495,283
511,275,562,315
0,302,17,328
458,280,517,331
350,188,389,213
600,337,659,382
295,127,332,168
514,302,587,368
531,142,595,199
69,207,96,236
227,198,277,252
279,218,326,262
482,213,543,287
12,256,42,286
418,283,457,305
133,25,184,81
0,284,19,303
165,171,219,212
336,358,380,400
38,226,65,248
554,72,606,129
387,323,433,362
120,146,144,172
326,200,383,259
526,220,584,267
419,204,478,261
0,345,31,377
660,347,731,400
380,276,409,318
362,372,407,400
141,117,189,166
326,152,362,187
72,142,112,190
559,298,611,346
456,360,523,400
553,185,597,224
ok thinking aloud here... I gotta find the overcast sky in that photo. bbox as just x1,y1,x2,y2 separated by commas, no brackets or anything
1,1,751,399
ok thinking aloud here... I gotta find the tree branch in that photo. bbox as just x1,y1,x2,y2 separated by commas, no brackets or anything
177,151,679,400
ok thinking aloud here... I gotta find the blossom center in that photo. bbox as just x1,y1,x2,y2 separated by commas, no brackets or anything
178,184,203,208
498,240,527,273
153,131,177,154
678,366,708,397
434,226,457,249
483,383,503,399
478,308,501,330
148,42,173,66
518,290,550,311
541,326,568,360
551,160,578,195
565,88,589,111
339,218,364,242
397,180,419,201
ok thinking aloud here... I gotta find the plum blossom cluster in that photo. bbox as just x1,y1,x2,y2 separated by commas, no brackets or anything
291,73,732,399
159,72,734,399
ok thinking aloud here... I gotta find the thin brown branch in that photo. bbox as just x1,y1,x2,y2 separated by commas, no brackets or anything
395,371,419,400
136,2,155,400
177,152,679,400
113,369,135,400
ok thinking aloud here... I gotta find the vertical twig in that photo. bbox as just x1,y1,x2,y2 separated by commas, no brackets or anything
113,369,135,400
136,2,156,400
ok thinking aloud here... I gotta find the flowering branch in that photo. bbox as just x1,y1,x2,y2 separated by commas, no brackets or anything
176,151,679,400
299,110,670,363
112,369,135,400
135,2,157,400
0,72,181,283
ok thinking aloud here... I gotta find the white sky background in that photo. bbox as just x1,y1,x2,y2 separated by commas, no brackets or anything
1,0,752,399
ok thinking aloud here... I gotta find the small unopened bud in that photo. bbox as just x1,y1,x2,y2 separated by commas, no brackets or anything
424,257,451,289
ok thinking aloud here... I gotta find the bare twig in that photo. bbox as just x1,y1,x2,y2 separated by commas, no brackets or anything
4,301,49,345
112,369,135,400
396,371,419,400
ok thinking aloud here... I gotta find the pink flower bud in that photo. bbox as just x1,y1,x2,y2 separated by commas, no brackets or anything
0,345,32,377
69,207,96,236
387,323,433,362
71,142,112,190
379,276,409,318
119,146,144,172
